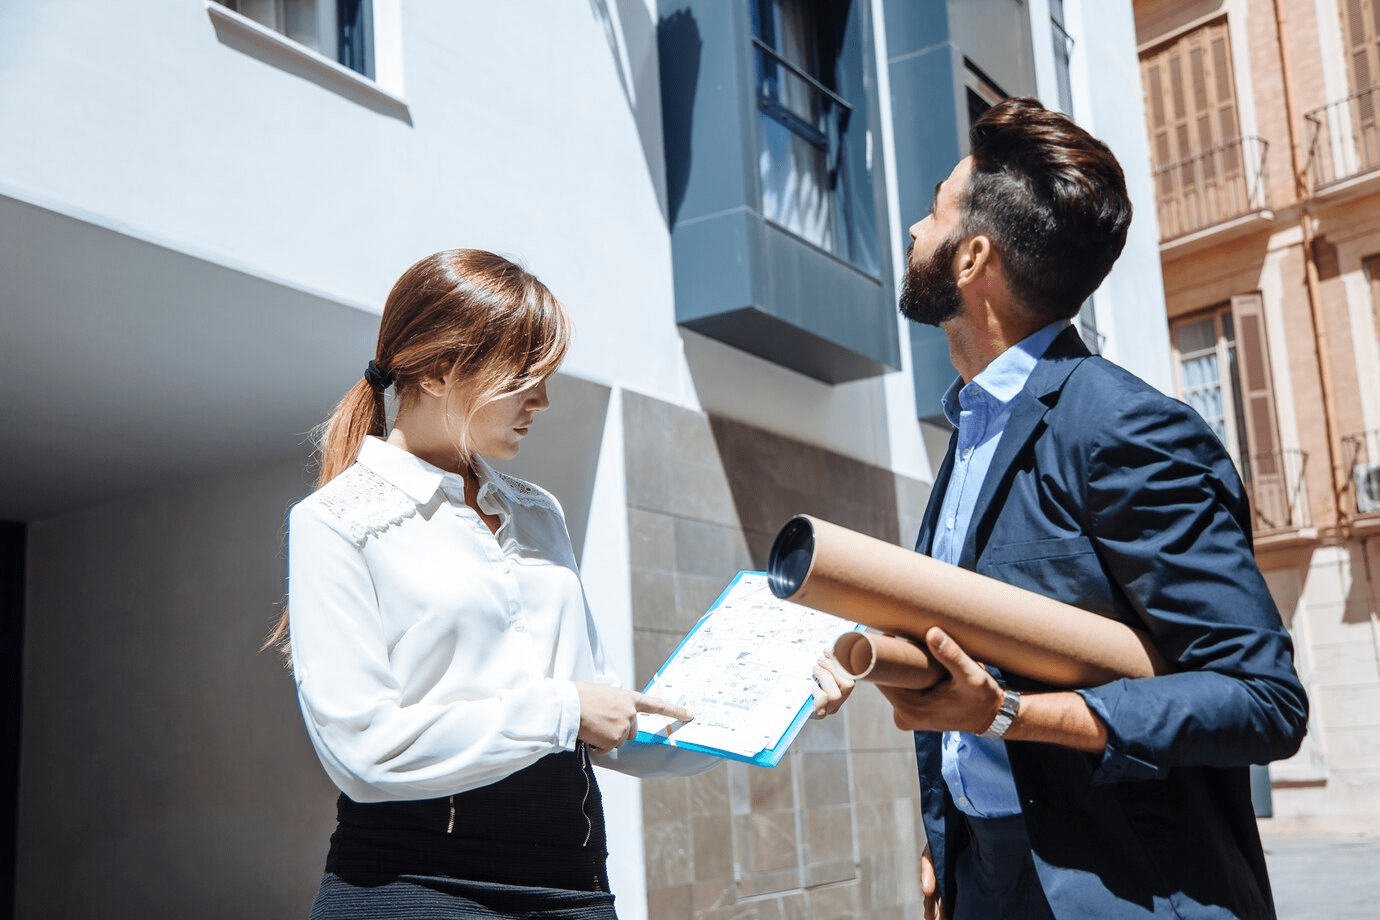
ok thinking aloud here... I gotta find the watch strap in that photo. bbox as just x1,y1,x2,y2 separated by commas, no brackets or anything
979,688,1021,740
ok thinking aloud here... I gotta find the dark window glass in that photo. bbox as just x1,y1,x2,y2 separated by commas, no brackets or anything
964,61,1006,130
751,0,879,274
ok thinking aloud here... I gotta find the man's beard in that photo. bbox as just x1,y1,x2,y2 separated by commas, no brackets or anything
898,232,962,326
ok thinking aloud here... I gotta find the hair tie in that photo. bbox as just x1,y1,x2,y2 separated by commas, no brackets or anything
364,359,395,390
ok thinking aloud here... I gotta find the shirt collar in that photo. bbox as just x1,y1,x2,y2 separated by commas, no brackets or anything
940,320,1069,425
355,436,456,505
354,436,525,510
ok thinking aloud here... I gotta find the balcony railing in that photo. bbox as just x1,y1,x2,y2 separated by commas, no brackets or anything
1240,447,1311,534
1303,84,1380,189
1153,135,1271,242
1341,428,1380,517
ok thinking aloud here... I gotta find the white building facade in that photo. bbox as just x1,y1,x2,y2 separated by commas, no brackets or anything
0,2,1165,918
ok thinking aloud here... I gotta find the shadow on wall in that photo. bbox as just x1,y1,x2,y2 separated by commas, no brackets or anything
708,414,905,566
588,0,675,224
1342,537,1380,625
655,8,701,228
16,456,338,919
492,374,612,566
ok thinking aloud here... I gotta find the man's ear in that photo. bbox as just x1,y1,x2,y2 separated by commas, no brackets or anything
954,234,995,289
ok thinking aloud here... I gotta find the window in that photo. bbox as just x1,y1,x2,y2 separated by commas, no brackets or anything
214,0,373,77
662,0,898,383
1172,294,1284,517
1174,305,1250,460
964,61,1005,130
1341,0,1380,96
751,0,879,275
1139,19,1264,239
1340,1,1380,178
1050,0,1075,114
1077,298,1102,354
1142,19,1241,175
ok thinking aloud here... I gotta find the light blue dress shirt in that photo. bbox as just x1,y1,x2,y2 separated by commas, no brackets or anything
933,320,1067,819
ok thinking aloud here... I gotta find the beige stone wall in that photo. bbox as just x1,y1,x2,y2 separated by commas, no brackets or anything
623,390,932,920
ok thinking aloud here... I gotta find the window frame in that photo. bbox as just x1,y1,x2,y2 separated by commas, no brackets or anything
1170,293,1281,484
1171,303,1247,466
205,0,407,117
213,0,374,78
748,0,881,277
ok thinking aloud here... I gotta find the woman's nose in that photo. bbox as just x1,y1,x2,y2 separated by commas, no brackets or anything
528,379,550,411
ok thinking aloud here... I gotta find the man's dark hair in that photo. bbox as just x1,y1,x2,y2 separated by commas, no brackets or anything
961,97,1132,321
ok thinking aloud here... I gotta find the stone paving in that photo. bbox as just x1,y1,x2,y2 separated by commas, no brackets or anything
1263,835,1380,920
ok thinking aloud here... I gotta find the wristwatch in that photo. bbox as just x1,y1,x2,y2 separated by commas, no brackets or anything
978,687,1021,740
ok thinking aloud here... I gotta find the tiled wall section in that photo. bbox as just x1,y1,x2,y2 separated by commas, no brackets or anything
624,390,934,920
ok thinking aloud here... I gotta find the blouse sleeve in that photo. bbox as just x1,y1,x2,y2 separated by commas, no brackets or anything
287,501,582,803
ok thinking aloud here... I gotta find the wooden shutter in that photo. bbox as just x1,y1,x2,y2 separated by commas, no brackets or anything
1231,292,1285,527
1140,19,1243,236
1342,0,1380,169
1341,0,1380,98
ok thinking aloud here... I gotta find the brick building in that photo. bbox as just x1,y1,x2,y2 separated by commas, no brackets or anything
1133,0,1380,831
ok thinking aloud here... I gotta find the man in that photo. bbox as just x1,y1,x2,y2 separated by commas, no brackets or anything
882,97,1308,920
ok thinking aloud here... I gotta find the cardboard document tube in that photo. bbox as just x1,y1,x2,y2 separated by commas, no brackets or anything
834,631,946,689
769,515,1169,687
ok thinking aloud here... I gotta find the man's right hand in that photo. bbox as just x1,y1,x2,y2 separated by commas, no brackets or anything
921,843,945,920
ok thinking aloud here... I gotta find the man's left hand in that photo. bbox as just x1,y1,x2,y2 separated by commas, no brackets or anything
810,651,857,718
877,627,1004,733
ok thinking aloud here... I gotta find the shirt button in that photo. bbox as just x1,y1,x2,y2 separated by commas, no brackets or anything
961,447,973,460
513,619,526,632
946,515,955,530
958,796,970,809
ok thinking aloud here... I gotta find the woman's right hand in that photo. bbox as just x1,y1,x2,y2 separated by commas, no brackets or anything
573,682,693,754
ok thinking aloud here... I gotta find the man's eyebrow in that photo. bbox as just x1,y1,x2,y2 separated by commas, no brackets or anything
932,180,943,213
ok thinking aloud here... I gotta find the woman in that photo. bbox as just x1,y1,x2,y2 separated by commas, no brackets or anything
273,250,851,919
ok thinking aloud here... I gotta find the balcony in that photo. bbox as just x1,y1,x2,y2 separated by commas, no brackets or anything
1153,136,1271,245
1304,84,1380,191
1342,429,1380,532
1241,448,1313,541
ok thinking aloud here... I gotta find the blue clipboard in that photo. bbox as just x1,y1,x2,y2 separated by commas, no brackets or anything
633,570,863,767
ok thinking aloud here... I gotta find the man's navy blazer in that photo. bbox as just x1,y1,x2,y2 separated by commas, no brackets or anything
913,327,1308,919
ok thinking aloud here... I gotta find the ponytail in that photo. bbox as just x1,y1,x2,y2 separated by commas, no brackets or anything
316,378,389,489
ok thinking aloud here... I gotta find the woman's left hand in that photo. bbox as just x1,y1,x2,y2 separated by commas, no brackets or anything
811,651,856,719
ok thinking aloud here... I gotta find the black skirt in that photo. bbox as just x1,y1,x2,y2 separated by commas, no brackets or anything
310,746,616,919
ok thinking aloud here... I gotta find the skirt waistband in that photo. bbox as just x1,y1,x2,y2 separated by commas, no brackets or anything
326,747,609,892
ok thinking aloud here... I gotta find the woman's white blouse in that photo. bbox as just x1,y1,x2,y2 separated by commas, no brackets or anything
288,436,709,803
